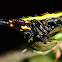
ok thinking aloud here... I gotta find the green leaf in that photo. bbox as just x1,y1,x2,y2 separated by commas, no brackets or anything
52,32,62,40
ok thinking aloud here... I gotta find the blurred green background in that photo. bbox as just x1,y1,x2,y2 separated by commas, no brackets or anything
20,51,62,62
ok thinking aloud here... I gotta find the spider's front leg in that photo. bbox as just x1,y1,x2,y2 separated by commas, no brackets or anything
23,29,34,44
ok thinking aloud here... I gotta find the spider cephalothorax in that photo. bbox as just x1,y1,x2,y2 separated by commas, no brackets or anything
26,17,62,42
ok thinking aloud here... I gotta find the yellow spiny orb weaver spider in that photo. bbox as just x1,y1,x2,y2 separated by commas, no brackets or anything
0,11,62,61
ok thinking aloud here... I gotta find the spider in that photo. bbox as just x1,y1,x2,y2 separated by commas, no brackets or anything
0,11,62,62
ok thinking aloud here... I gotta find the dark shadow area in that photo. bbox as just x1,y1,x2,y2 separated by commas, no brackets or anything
0,25,28,55
0,0,62,19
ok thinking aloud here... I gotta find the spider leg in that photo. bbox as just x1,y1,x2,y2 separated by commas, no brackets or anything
35,27,47,44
